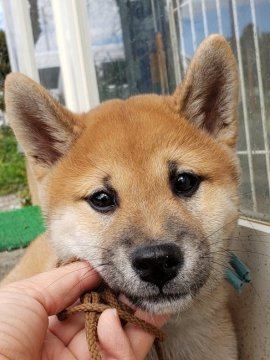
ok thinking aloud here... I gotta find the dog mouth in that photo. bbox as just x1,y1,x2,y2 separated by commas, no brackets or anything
124,290,191,308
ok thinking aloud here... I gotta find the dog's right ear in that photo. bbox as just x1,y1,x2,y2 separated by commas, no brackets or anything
5,73,84,167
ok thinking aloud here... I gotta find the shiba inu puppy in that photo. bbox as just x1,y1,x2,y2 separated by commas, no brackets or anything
3,35,239,359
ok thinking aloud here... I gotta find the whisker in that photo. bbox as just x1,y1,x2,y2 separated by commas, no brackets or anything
202,218,238,244
79,262,114,283
45,264,93,289
214,248,270,259
200,256,229,270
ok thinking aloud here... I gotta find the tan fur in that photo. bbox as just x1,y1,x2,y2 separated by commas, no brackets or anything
2,35,240,359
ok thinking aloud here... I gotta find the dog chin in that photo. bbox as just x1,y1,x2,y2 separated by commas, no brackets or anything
125,292,194,314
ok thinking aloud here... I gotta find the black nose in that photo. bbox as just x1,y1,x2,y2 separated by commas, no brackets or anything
131,244,183,288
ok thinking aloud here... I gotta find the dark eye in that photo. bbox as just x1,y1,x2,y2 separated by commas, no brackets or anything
171,173,201,197
86,191,117,213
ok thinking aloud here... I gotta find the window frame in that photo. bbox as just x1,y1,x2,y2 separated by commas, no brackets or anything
2,0,270,230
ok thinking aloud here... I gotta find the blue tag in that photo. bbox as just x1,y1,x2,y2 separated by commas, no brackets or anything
224,252,251,293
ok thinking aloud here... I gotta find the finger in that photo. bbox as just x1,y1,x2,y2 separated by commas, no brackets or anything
49,312,85,346
44,327,89,360
124,309,169,359
67,328,90,360
119,294,169,358
6,261,101,316
97,309,135,359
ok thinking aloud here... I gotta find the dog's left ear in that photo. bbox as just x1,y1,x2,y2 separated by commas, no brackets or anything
174,35,239,148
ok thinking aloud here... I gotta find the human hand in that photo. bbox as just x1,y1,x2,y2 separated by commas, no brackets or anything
0,262,168,360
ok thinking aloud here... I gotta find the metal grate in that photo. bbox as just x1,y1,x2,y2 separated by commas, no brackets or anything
167,0,270,221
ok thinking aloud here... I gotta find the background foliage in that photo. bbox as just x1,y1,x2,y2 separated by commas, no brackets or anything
0,126,29,203
0,30,11,111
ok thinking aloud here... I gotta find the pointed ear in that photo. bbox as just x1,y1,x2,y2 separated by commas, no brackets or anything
174,35,239,148
4,73,84,167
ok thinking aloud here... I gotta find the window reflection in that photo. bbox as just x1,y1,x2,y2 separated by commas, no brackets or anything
29,0,64,103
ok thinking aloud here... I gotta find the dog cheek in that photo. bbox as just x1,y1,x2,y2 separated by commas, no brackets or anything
190,186,238,247
48,206,104,266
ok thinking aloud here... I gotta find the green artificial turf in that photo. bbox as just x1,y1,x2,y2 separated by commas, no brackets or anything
0,206,45,251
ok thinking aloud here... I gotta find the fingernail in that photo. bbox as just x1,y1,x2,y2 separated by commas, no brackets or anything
112,308,118,317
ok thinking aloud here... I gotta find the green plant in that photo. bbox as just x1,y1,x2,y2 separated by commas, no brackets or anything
0,126,30,203
0,31,11,111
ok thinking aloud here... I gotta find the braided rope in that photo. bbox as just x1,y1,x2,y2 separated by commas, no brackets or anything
57,286,165,360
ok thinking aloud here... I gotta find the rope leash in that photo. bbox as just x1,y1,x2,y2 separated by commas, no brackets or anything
57,261,165,360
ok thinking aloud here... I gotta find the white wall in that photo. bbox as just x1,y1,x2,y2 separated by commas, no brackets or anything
230,223,270,359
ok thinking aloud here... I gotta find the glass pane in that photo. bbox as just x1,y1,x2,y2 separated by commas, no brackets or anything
204,0,219,34
29,0,65,103
168,0,270,222
87,0,175,100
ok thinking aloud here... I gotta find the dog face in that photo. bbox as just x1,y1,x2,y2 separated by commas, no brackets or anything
5,35,239,314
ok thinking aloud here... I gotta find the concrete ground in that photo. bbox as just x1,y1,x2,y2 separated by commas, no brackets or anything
0,193,21,211
0,193,25,281
0,248,25,281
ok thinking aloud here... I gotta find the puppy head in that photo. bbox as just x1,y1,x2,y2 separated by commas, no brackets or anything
5,35,239,314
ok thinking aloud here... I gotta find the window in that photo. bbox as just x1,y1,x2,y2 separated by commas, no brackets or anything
2,0,270,223
166,0,270,222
